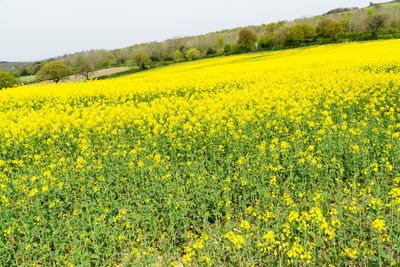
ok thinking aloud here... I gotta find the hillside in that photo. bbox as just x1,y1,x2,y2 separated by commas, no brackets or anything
1,39,400,265
2,0,400,79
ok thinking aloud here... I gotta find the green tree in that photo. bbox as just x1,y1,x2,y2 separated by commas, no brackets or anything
287,24,317,46
0,71,18,89
324,22,345,40
36,61,71,83
317,19,344,40
236,28,258,52
173,50,184,61
316,19,334,35
133,52,151,69
258,32,275,50
185,48,201,60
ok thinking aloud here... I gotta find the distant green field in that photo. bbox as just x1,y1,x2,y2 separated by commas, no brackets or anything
18,75,36,84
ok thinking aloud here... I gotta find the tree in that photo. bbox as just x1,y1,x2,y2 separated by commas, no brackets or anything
236,28,258,52
133,52,151,69
287,24,317,46
258,32,275,50
185,48,201,60
324,22,345,40
317,19,345,40
366,13,388,38
36,62,71,83
173,49,184,61
0,71,18,89
316,19,334,36
76,58,94,80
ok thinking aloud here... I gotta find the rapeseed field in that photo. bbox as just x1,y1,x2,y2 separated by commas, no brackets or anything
1,40,400,265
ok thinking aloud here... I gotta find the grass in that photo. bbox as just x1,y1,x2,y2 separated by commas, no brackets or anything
18,75,36,84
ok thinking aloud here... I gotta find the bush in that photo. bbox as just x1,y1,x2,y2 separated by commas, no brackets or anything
185,48,201,60
36,62,71,83
163,56,174,62
173,50,184,61
0,71,18,89
206,48,217,56
102,60,111,68
223,44,232,55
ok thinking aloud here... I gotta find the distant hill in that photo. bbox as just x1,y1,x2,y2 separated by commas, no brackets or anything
0,62,27,72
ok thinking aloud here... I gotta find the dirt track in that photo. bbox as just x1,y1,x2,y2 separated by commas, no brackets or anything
26,67,130,86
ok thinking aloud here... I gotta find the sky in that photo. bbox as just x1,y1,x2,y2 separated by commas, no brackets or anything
0,0,389,62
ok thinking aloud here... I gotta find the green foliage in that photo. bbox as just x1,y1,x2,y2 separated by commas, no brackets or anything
36,62,71,83
324,22,345,40
102,60,111,68
223,44,232,55
287,24,317,46
236,28,258,52
206,47,217,56
133,52,151,70
150,56,160,62
317,19,334,35
258,32,275,50
185,48,201,61
19,69,29,76
173,50,184,61
0,71,18,89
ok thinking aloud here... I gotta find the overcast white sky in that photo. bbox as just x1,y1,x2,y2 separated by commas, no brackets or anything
0,0,389,62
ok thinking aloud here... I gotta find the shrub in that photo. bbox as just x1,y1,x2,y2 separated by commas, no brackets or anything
206,48,217,56
0,71,18,89
223,44,232,54
185,48,201,61
173,50,184,61
102,60,110,68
